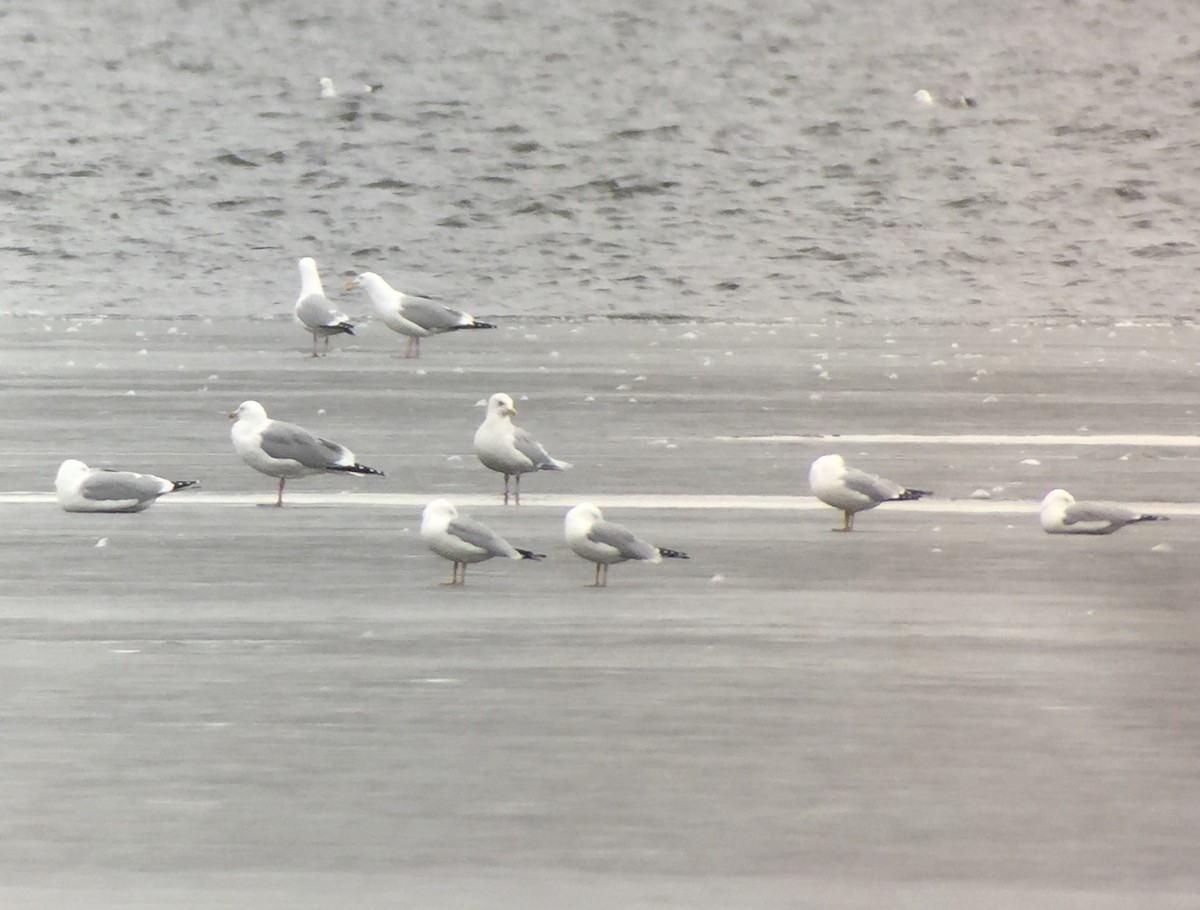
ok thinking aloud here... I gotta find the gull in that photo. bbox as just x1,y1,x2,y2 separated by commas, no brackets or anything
55,460,198,513
473,392,572,505
420,498,545,585
808,454,931,531
564,502,688,587
1039,489,1168,535
228,400,384,506
319,76,383,99
294,257,354,357
345,271,496,358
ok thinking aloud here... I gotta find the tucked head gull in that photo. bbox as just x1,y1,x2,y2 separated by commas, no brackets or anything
420,498,545,586
564,502,688,587
228,400,383,507
294,257,354,357
808,454,931,532
473,392,572,505
55,459,198,513
345,271,495,359
1039,488,1168,535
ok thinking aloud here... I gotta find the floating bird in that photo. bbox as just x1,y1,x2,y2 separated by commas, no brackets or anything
55,460,198,513
345,271,495,358
1039,488,1168,535
474,392,572,505
228,400,383,506
319,76,383,99
294,257,354,357
808,454,931,531
420,498,545,585
564,502,688,587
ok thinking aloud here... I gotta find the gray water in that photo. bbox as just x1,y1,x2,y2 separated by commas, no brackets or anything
2,0,1198,323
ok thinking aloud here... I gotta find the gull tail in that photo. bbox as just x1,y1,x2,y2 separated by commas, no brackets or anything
657,547,689,560
543,457,573,472
515,548,546,560
894,488,931,501
329,463,385,477
170,480,200,492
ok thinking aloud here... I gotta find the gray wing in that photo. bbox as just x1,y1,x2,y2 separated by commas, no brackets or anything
80,471,164,502
399,298,467,332
296,293,347,328
841,468,904,503
588,520,659,561
512,426,556,468
259,421,347,468
1062,502,1136,525
447,517,518,558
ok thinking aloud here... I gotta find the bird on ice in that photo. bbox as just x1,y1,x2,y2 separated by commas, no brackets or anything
808,453,931,531
294,257,354,357
420,498,545,586
228,400,383,506
1039,488,1168,535
564,502,688,587
345,271,495,358
55,460,198,513
473,392,572,505
319,76,383,99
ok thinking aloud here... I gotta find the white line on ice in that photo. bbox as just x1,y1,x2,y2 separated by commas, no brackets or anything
6,492,1198,515
716,434,1200,446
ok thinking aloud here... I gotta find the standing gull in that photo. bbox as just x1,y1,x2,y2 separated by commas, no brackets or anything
564,502,688,587
1039,488,1168,535
346,271,495,358
474,392,572,505
808,454,931,532
228,400,384,506
294,257,354,357
420,498,545,585
55,460,198,513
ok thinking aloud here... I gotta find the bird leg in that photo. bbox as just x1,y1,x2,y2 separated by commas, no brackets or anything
502,474,510,505
404,336,419,359
832,510,853,532
443,562,462,586
514,474,521,506
599,563,608,587
276,477,286,507
458,563,467,586
310,332,321,358
589,562,602,587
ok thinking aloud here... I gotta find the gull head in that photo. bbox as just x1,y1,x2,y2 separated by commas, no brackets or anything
319,77,337,98
229,400,268,423
808,453,846,485
565,502,603,534
1040,488,1075,510
56,459,89,488
487,392,516,419
421,498,458,531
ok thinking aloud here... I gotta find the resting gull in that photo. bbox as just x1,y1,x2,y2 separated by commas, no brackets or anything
474,392,572,505
55,459,198,513
420,498,545,585
345,271,495,358
1039,488,1168,535
294,257,354,357
564,502,688,587
319,76,382,99
228,400,384,506
808,453,931,531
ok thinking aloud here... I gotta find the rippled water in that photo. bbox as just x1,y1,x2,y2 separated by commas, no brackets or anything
2,0,1197,323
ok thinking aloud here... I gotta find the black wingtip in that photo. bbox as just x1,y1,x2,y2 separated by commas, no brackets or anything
1135,514,1168,523
516,549,546,560
896,488,932,501
658,547,689,560
171,480,200,492
471,321,497,329
330,463,385,477
337,323,355,336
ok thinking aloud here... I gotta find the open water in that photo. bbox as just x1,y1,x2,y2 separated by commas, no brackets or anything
2,0,1199,323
